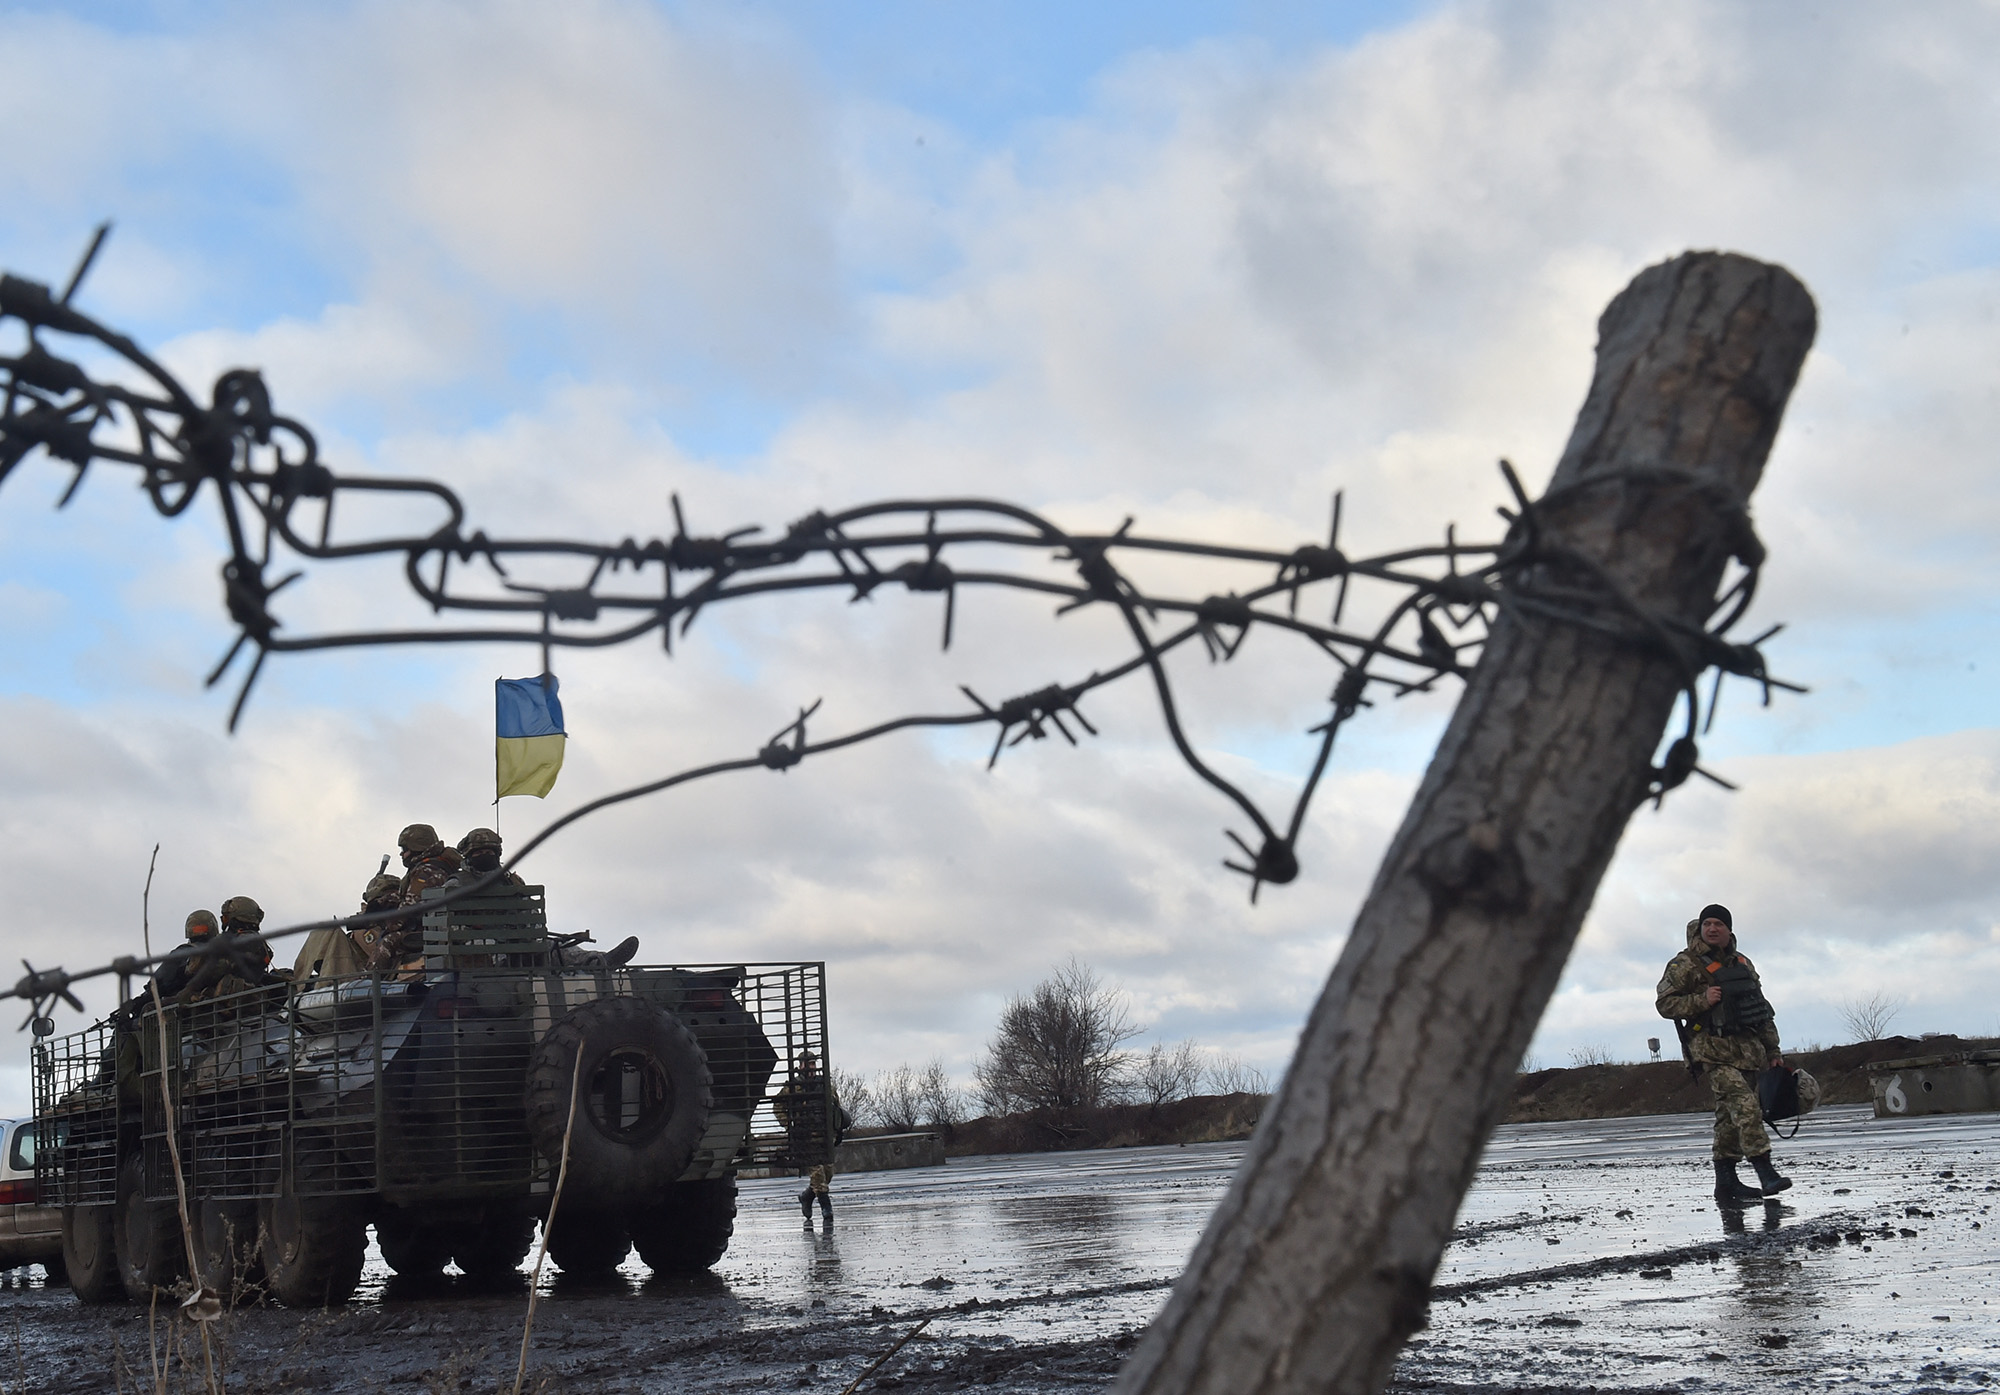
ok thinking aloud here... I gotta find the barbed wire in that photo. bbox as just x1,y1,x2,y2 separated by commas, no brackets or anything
1,229,1801,1025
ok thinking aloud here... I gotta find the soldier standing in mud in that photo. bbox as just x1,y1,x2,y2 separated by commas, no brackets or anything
774,1051,843,1226
1656,903,1792,1206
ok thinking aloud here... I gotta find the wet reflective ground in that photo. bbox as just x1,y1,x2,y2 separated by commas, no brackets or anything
1413,1105,1999,1393
2,1104,1994,1392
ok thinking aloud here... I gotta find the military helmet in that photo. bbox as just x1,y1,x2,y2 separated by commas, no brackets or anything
458,827,503,853
184,909,220,939
363,873,402,904
397,823,442,852
1793,1067,1822,1116
219,895,264,927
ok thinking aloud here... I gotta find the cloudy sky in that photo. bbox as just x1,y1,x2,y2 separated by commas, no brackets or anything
3,0,1998,1117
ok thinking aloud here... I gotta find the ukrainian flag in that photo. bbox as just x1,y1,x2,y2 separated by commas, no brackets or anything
496,675,566,799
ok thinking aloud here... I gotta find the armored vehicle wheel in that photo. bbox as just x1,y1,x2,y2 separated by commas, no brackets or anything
194,1200,264,1298
374,1212,450,1278
62,1205,122,1303
116,1151,186,1301
631,1177,737,1273
259,1165,365,1307
453,1207,536,1280
544,1212,629,1275
526,998,711,1210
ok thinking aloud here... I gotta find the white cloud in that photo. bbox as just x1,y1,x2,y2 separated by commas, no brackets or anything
6,0,2000,1118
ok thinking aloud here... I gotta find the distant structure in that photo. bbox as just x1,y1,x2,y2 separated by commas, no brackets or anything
1648,1037,1661,1062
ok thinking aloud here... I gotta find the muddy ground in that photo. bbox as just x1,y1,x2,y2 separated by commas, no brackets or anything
2,1104,1994,1393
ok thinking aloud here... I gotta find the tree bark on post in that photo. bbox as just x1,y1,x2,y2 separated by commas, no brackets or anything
1117,251,1817,1395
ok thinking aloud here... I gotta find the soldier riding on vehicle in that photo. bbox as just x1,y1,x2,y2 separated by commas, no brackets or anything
457,827,525,887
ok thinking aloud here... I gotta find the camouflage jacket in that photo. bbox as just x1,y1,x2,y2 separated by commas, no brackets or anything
399,847,464,904
1656,921,1781,1069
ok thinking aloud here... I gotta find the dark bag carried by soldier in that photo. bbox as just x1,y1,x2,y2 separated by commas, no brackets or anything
1757,1065,1800,1122
1757,1063,1819,1139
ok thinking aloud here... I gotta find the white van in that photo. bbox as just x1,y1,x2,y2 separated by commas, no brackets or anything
0,1118,64,1277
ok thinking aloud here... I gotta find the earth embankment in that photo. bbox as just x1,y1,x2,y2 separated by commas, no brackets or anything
923,1035,1998,1153
1506,1033,1996,1123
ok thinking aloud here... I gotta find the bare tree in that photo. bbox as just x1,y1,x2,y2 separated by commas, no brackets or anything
1203,1053,1270,1097
831,1066,875,1128
1117,252,1816,1395
1136,1040,1207,1109
1567,1045,1614,1067
1838,992,1904,1043
873,1063,925,1132
918,1058,967,1131
974,958,1141,1113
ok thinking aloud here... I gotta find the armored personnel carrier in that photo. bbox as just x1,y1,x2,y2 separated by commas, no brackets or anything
33,886,835,1306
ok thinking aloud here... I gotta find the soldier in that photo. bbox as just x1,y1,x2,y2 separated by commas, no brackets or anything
349,872,409,972
218,895,263,937
1656,903,1792,1205
397,823,464,900
179,896,281,1002
772,1051,843,1226
387,824,462,972
457,827,526,887
147,909,221,1002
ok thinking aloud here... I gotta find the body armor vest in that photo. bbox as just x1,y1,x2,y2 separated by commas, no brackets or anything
1706,952,1774,1036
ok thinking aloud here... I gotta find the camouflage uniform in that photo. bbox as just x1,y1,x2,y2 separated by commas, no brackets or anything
773,1054,841,1222
185,896,286,1002
1656,917,1782,1162
392,824,463,969
348,873,408,973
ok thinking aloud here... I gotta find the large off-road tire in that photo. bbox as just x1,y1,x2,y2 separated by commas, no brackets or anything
525,998,711,1210
453,1207,537,1281
258,1161,365,1308
374,1211,450,1279
194,1200,264,1300
116,1151,186,1302
62,1205,122,1304
631,1177,737,1274
544,1212,629,1276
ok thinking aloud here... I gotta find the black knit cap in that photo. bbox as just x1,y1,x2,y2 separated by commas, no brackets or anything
1698,903,1732,930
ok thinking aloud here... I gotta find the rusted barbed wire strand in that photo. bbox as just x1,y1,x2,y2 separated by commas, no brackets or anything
2,239,1800,1025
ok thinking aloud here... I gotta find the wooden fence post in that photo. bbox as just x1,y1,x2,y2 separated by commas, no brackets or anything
1117,251,1817,1395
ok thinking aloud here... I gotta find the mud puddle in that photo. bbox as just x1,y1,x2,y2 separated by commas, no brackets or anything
0,1105,1993,1392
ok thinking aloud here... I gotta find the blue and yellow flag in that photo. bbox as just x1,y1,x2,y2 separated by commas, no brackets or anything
496,675,566,799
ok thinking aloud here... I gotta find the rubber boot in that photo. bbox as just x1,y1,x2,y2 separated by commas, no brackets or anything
1748,1152,1792,1196
1713,1157,1764,1205
798,1187,815,1221
817,1191,833,1226
604,936,640,968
